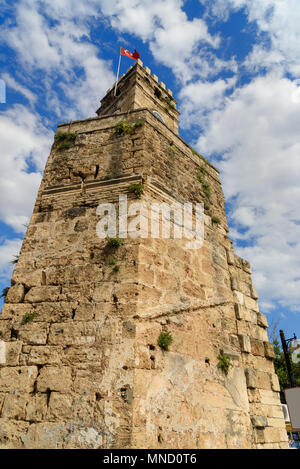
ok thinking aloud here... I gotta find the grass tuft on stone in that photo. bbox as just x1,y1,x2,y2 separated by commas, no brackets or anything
211,216,221,225
22,312,36,324
128,184,144,198
0,287,9,300
217,353,232,376
115,120,144,136
106,237,123,249
55,131,77,150
158,332,173,351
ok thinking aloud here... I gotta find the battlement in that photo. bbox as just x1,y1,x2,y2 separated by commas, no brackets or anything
96,60,179,134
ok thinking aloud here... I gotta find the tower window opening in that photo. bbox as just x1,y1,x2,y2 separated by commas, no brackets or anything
154,87,162,99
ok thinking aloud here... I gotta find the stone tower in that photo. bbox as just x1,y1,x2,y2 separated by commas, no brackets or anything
0,60,288,449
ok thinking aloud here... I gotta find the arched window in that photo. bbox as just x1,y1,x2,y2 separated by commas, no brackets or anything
152,110,165,123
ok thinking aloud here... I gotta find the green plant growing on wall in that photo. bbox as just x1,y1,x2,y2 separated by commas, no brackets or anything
158,332,173,351
10,255,19,265
129,184,144,198
55,131,77,150
106,237,123,249
104,173,113,180
217,353,232,376
0,287,9,300
133,120,144,129
198,167,211,198
115,120,144,136
211,216,221,225
22,312,36,324
109,258,117,266
113,265,120,273
202,181,211,198
191,147,213,168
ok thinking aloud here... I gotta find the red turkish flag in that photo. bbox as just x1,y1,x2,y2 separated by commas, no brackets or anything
120,47,140,60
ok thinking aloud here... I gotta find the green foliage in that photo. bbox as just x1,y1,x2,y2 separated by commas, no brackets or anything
55,131,77,150
10,255,19,265
168,144,180,157
198,166,207,176
158,332,173,351
202,181,211,197
109,258,117,266
129,183,144,198
113,265,120,273
133,120,145,129
106,237,123,249
211,216,221,225
0,287,9,300
273,338,300,403
197,166,211,198
191,147,213,168
115,120,144,136
22,312,36,324
104,173,113,180
217,353,232,376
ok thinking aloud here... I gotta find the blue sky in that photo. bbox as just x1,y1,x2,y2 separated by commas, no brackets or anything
1,0,300,341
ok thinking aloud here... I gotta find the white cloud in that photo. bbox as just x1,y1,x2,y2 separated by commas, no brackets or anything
99,0,222,82
194,74,300,311
0,105,53,233
2,73,37,107
179,77,236,128
0,238,23,282
1,0,115,119
203,0,300,76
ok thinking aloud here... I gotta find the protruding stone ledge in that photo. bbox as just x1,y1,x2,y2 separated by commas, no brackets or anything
264,342,275,359
239,335,251,353
245,368,257,389
251,415,268,428
43,174,143,196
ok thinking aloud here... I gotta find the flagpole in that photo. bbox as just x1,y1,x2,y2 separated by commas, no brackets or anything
114,48,122,97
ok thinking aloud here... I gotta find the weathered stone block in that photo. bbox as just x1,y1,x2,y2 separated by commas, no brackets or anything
245,368,257,389
12,270,46,289
18,322,48,345
47,392,73,420
251,339,265,357
36,366,72,392
20,422,68,449
0,367,38,393
230,276,238,291
239,335,251,353
1,394,29,420
5,341,23,365
226,250,235,265
264,342,275,359
250,284,259,300
257,312,268,328
256,371,271,390
0,340,5,364
48,321,97,346
244,295,259,312
25,346,62,365
25,286,61,303
0,320,12,340
271,373,281,392
25,394,48,422
6,284,25,304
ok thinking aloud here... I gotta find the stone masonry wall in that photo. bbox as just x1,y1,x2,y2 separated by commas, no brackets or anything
0,109,288,448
